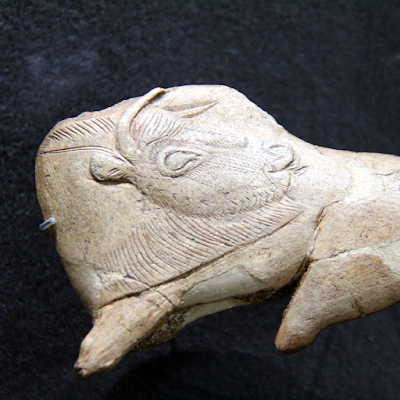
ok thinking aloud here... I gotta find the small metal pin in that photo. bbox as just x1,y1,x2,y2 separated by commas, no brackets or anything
39,217,56,231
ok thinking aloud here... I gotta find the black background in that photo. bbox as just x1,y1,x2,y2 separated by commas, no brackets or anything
2,1,400,399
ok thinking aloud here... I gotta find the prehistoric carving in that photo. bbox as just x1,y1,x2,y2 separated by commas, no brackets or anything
36,85,400,377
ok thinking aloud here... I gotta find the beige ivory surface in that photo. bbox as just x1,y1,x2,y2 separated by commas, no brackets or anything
36,85,400,377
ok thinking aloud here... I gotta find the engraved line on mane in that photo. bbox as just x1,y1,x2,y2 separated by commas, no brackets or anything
42,116,115,146
134,107,248,150
99,196,303,289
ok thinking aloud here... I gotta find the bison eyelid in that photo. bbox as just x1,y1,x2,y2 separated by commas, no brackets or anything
157,147,204,177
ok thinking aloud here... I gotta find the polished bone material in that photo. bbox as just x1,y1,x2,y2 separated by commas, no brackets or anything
36,85,400,377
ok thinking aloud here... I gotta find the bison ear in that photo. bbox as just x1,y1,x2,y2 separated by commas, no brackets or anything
90,151,135,183
156,146,204,177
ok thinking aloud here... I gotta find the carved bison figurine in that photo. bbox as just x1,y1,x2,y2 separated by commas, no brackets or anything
36,85,400,377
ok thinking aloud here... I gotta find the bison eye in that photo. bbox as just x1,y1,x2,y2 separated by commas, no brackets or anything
157,147,203,177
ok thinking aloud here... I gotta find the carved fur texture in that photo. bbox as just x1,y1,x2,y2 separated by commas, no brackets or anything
36,85,400,376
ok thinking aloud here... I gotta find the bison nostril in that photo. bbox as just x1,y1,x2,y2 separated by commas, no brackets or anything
262,143,294,172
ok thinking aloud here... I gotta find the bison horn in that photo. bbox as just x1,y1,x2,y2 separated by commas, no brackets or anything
116,87,166,161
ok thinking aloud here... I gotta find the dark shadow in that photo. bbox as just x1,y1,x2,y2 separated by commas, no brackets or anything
105,348,325,400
